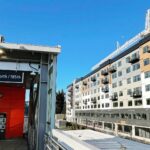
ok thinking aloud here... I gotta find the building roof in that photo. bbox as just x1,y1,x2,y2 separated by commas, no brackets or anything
0,42,61,54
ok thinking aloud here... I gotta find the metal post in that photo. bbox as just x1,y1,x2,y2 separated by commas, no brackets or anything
37,54,48,150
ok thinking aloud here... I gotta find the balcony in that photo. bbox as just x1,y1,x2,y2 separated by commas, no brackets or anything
101,69,109,76
102,86,109,93
83,101,87,105
91,76,96,82
102,78,109,84
75,85,79,89
132,91,142,98
91,98,96,103
110,94,118,101
109,66,117,73
83,81,87,86
129,55,140,64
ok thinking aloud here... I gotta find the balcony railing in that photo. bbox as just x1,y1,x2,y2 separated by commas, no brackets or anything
102,86,109,93
83,101,87,105
91,76,96,82
132,91,142,98
102,78,109,84
110,94,118,101
91,98,96,103
83,81,87,86
101,69,109,76
44,134,67,150
129,55,140,64
75,85,79,89
109,66,117,73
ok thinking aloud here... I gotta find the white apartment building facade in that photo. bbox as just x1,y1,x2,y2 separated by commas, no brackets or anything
66,10,150,143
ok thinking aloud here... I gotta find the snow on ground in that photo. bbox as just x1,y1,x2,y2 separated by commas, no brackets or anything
64,129,150,150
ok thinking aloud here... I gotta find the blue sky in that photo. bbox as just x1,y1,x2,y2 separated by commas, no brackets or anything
0,0,150,91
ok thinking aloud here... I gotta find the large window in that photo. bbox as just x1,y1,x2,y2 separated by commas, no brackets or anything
145,84,150,92
146,98,150,105
113,102,118,107
127,78,131,84
118,71,122,77
133,75,141,82
105,103,109,108
145,71,150,79
126,57,130,63
143,45,149,53
133,63,140,71
119,81,123,86
112,82,117,88
128,101,132,106
126,67,131,73
118,61,122,67
112,72,117,79
120,101,123,107
135,99,142,106
144,58,150,66
127,89,132,95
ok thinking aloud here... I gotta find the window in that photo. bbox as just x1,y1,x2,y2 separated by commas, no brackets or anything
105,103,109,107
112,72,117,79
112,82,117,88
128,101,132,106
145,71,150,79
118,71,122,77
127,78,131,84
98,96,100,100
134,87,141,93
126,67,131,73
102,104,104,108
144,58,150,66
127,89,132,95
113,102,118,107
126,57,130,63
98,104,100,108
145,84,150,92
101,95,104,99
132,52,139,59
135,100,142,106
105,94,109,98
143,45,149,53
119,81,123,86
119,91,123,96
120,102,123,107
97,73,99,77
133,75,141,82
118,61,122,67
146,98,150,105
133,63,140,71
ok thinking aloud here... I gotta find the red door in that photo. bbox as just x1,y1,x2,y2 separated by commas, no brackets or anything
0,85,25,139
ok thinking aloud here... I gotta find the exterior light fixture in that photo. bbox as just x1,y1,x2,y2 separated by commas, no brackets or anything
30,71,36,76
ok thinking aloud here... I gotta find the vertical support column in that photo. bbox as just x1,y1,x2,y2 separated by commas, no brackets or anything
102,121,105,130
37,54,48,150
132,125,135,138
114,123,118,136
46,54,57,134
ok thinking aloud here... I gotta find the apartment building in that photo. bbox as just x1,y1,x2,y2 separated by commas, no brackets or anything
66,10,150,143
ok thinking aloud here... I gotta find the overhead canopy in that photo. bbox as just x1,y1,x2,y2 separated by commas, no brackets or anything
0,42,61,53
